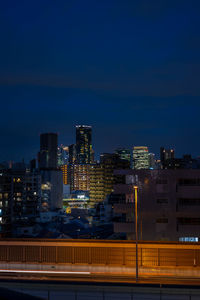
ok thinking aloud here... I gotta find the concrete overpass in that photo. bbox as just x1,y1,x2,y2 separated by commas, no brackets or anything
0,239,200,285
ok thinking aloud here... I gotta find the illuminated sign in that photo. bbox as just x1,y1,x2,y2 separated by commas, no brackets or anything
179,237,198,242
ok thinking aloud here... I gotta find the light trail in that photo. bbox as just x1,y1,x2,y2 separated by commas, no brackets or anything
0,269,91,275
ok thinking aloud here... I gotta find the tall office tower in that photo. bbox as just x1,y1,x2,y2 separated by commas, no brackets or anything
76,125,92,164
115,148,131,165
39,133,63,211
39,133,58,170
160,147,175,163
160,147,175,169
68,144,76,164
57,145,69,166
132,146,149,169
149,153,156,169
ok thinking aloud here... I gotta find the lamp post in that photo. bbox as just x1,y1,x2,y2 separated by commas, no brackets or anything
134,185,138,282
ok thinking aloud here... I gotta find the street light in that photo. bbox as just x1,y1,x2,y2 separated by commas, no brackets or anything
134,185,138,282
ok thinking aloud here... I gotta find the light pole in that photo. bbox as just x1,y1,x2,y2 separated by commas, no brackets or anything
134,185,138,282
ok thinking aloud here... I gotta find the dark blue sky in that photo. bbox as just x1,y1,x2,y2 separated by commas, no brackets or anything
0,0,200,162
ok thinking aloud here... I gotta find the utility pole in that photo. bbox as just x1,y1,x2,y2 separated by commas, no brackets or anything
134,185,138,282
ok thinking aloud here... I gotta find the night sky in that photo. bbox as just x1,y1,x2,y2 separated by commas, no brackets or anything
1,0,200,162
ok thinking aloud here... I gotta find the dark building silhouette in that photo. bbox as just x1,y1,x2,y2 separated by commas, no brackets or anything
0,167,41,237
161,154,200,170
115,148,131,166
160,147,175,169
76,125,92,164
38,133,62,211
39,133,58,170
68,144,76,164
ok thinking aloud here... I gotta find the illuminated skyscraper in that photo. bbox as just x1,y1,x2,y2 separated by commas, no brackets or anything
76,125,92,164
133,146,149,169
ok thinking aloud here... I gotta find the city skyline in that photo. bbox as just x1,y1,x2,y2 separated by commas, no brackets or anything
1,124,200,163
1,0,200,161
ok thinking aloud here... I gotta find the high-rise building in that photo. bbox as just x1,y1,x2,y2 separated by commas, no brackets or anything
76,125,92,164
61,164,68,185
67,164,90,192
40,169,63,211
39,133,58,170
57,145,69,166
148,153,156,169
89,153,130,207
132,146,149,169
115,148,131,165
38,133,63,211
90,164,105,206
68,144,76,164
160,147,175,169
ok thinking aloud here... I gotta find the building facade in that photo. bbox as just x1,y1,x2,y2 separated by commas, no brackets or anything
132,146,149,169
76,125,92,164
40,169,63,211
68,144,76,164
39,133,63,211
112,169,200,242
89,154,130,207
39,133,58,170
115,148,131,166
160,147,175,169
0,168,41,237
67,164,90,192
